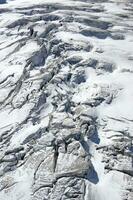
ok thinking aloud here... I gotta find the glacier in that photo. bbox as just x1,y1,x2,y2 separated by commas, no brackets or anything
0,0,133,199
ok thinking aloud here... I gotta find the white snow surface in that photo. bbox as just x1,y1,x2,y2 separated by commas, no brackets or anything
0,0,133,200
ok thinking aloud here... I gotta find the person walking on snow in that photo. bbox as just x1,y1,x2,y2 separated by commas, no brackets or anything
28,26,34,37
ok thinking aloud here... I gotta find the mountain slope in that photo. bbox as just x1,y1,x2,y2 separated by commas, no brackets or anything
0,0,133,199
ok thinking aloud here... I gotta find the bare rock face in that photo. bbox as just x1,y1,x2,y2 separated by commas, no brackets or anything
0,0,133,199
0,0,6,4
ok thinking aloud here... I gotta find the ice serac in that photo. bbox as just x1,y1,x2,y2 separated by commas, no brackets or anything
0,0,133,199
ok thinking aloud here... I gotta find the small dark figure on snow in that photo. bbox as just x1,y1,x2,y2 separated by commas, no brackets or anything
28,27,34,37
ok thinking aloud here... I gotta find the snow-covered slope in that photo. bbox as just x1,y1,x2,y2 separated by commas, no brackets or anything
0,0,133,199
